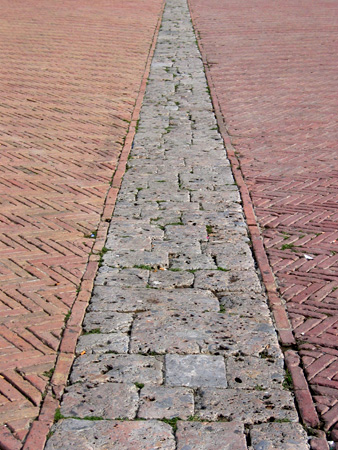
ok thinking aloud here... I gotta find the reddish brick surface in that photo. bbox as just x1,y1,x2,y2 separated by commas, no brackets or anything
189,0,338,443
0,0,163,447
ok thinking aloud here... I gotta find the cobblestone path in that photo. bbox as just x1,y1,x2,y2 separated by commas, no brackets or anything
188,0,338,447
0,0,163,448
46,0,309,448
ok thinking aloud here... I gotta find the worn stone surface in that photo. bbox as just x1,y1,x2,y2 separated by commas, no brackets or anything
196,389,299,423
176,421,247,450
70,354,163,385
52,0,309,447
61,383,139,419
165,355,227,388
46,419,176,450
138,386,194,419
76,333,129,355
89,287,219,313
250,422,310,449
227,356,284,389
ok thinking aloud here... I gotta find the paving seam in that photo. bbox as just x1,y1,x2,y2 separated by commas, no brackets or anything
187,2,329,448
20,4,166,449
44,1,307,449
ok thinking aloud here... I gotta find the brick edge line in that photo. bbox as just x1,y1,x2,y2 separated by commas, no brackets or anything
187,0,324,447
21,2,166,449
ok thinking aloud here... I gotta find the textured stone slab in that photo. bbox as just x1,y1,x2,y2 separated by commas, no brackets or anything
196,389,299,423
165,355,227,388
83,312,133,334
76,333,129,355
250,422,309,449
61,383,139,420
70,354,163,385
46,419,175,450
138,386,194,419
148,270,194,288
89,287,218,313
103,249,169,269
194,269,262,293
95,268,149,287
218,293,271,320
130,311,281,357
203,241,255,271
176,421,247,450
227,356,284,389
169,254,216,270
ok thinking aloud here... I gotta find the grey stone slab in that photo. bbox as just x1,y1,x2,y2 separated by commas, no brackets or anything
138,386,194,419
218,292,271,320
203,241,255,271
182,211,247,230
83,312,133,334
194,269,262,293
169,253,217,270
196,388,299,424
176,421,247,450
130,311,281,358
250,422,310,449
165,355,227,388
227,356,284,389
46,419,175,450
76,333,129,355
61,382,139,420
103,249,169,269
95,268,149,288
148,270,194,288
69,354,163,385
89,287,218,313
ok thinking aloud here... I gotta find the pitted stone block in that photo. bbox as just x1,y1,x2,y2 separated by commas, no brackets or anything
176,421,247,450
61,382,139,419
194,269,262,293
138,386,194,419
165,355,227,388
227,355,284,389
76,333,129,355
103,249,169,269
45,419,175,450
169,253,216,270
130,311,281,357
250,422,310,449
70,354,163,385
83,311,133,334
196,388,299,423
148,270,194,288
89,287,218,313
95,267,149,288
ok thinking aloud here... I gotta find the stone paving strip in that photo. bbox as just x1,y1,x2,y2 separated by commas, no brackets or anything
46,0,309,448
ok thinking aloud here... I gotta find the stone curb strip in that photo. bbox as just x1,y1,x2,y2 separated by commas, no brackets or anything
45,0,310,449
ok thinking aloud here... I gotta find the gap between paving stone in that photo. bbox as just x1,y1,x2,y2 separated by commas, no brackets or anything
45,0,310,448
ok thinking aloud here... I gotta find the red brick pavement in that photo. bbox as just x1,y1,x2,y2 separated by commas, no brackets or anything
189,0,338,446
0,1,163,447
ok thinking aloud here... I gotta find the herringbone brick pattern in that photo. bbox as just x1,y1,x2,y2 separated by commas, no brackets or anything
189,0,338,443
0,1,163,447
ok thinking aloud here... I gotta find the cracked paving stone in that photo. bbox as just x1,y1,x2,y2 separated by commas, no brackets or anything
138,386,194,419
169,253,216,270
250,422,310,449
89,287,218,313
165,354,227,388
103,249,169,269
218,293,271,320
69,354,163,385
61,383,139,420
76,333,129,355
195,389,299,424
227,356,284,389
176,421,247,450
130,311,281,357
45,419,176,450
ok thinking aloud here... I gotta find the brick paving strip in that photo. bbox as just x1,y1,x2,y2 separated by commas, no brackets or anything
0,1,164,448
188,0,338,448
45,0,310,448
